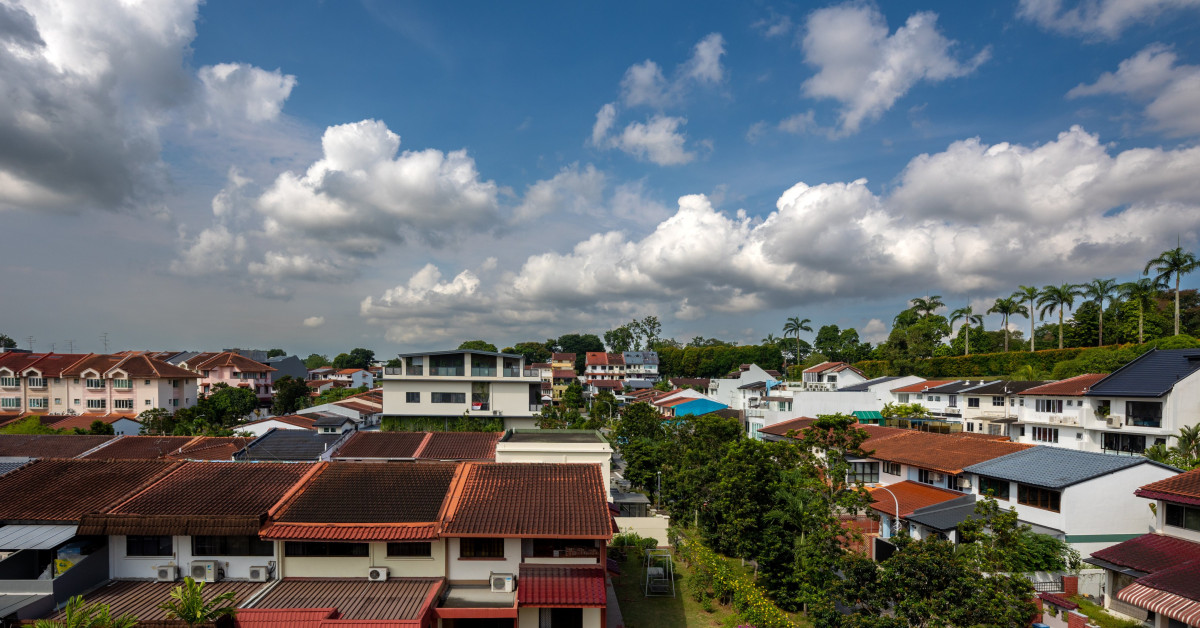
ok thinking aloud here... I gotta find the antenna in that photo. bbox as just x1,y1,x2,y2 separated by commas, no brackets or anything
26,336,34,351
101,332,110,353
49,343,56,353
66,340,75,353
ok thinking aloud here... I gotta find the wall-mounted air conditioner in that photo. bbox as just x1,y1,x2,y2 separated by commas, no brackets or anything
248,566,269,582
490,572,514,593
368,567,389,581
190,560,220,583
957,477,972,490
155,565,177,582
1107,416,1123,429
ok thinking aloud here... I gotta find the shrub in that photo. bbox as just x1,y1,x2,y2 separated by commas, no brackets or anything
677,539,797,628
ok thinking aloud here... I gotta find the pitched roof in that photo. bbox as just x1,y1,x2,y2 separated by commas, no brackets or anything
249,579,441,621
78,461,315,536
904,494,979,531
165,436,253,461
0,434,118,458
81,435,202,459
925,380,990,394
1019,373,1108,396
1136,467,1200,506
265,462,456,541
890,380,954,393
0,459,28,477
236,429,342,461
442,463,609,538
668,377,710,388
0,458,179,523
551,353,576,362
417,432,501,460
552,369,577,379
305,411,355,427
518,565,606,607
867,480,964,517
1086,349,1200,398
837,376,903,392
244,415,318,430
1090,533,1200,575
194,351,277,372
964,446,1172,489
864,430,1033,474
803,361,864,376
46,580,267,622
585,352,624,366
961,380,1049,395
45,413,138,432
756,417,817,437
334,432,427,459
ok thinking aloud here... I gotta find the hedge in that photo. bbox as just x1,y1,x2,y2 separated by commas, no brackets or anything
380,415,504,432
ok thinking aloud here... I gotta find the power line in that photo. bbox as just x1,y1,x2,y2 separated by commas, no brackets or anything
65,340,75,353
101,332,109,353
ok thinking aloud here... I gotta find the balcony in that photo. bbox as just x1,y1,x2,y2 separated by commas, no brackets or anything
470,368,497,377
1046,414,1079,426
430,367,464,376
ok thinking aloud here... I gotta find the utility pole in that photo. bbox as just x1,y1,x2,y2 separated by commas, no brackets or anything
49,343,56,353
26,336,34,351
66,340,75,353
101,332,109,353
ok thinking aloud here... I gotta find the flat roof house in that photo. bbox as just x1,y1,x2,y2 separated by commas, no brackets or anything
382,350,543,430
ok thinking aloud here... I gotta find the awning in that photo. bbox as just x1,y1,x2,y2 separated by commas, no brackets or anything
1117,583,1200,626
853,411,883,421
518,565,606,607
0,524,78,550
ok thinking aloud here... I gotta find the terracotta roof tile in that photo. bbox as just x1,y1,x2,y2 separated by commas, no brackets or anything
275,462,456,525
48,580,267,622
165,436,253,461
0,458,180,523
518,565,606,607
443,463,609,538
334,432,427,459
552,369,577,379
250,579,440,621
195,351,277,373
890,380,955,394
416,432,501,461
45,414,138,432
1137,467,1200,506
864,430,1032,474
551,353,576,362
1090,533,1200,574
868,480,965,517
1019,373,1108,396
0,434,118,458
81,436,202,459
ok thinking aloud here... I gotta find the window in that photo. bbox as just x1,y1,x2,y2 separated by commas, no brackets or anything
202,370,210,377
172,380,180,388
471,382,490,411
113,379,132,389
846,462,879,484
948,395,958,407
114,399,134,410
28,377,45,388
882,462,901,476
74,399,80,406
1017,484,1061,512
193,536,275,556
85,378,105,389
526,539,598,558
1010,398,1016,407
145,399,151,406
430,355,464,376
144,380,151,385
1165,503,1200,532
29,398,48,409
127,535,172,556
54,398,62,405
966,422,974,432
992,396,1004,407
431,392,466,404
1035,399,1063,413
86,399,106,410
918,469,941,485
1103,433,1146,454
406,392,420,403
460,538,504,558
897,393,910,403
0,376,18,387
1032,427,1059,443
0,398,19,409
170,399,179,407
471,355,496,377
1126,401,1163,428
406,356,423,376
284,542,368,557
967,397,980,408
387,542,433,558
979,476,1010,500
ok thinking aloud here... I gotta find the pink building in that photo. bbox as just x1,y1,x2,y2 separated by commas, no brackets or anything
190,351,276,406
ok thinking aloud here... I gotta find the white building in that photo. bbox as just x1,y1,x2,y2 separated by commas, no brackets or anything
381,349,542,430
1084,348,1200,455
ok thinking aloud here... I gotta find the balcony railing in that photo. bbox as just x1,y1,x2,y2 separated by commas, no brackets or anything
384,367,403,375
530,404,544,412
429,367,464,376
470,368,497,377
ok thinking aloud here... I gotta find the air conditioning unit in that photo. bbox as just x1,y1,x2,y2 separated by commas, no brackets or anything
490,572,514,593
1107,416,1122,429
367,567,388,581
248,566,269,582
155,565,177,582
190,560,221,583
930,472,945,483
957,477,973,490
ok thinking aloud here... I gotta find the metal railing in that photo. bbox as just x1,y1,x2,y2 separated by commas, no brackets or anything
1031,578,1063,593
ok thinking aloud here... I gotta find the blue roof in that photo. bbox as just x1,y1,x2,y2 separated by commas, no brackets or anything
673,398,729,417
0,460,28,477
838,376,902,392
1086,349,1200,398
963,447,1174,489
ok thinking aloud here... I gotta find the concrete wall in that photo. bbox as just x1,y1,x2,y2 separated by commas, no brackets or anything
382,379,536,417
445,538,522,583
614,516,670,545
281,541,446,579
109,535,279,581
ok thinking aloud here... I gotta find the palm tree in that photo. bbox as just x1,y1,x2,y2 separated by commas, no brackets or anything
1013,286,1040,351
949,306,984,355
987,297,1027,353
1175,424,1200,463
909,295,945,318
783,316,812,368
1119,278,1161,344
1081,278,1119,347
1144,247,1200,336
158,577,238,627
1037,283,1084,349
34,596,136,628
761,333,779,346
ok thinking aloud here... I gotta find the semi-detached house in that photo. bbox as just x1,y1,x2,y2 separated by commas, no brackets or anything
0,352,199,418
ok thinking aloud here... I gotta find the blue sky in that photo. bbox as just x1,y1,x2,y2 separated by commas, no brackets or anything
2,0,1199,356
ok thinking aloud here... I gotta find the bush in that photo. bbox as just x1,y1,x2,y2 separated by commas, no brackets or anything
380,415,503,432
677,539,797,628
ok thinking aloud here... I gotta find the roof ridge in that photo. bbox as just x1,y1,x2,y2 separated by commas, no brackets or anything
267,461,328,520
437,462,472,531
92,459,186,514
411,433,434,459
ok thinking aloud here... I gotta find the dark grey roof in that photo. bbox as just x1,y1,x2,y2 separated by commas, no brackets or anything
924,381,978,394
963,447,1174,489
501,429,607,444
236,429,342,461
1086,349,1200,398
622,351,659,365
0,458,29,477
906,494,978,531
838,376,902,392
738,380,766,390
166,351,202,366
394,349,522,359
962,380,1048,395
302,411,354,427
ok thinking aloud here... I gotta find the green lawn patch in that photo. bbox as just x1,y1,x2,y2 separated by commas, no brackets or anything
1069,596,1143,628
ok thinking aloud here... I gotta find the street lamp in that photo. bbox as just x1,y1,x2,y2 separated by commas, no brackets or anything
656,471,662,509
874,486,903,537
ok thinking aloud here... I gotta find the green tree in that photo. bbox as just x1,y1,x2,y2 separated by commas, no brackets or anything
34,595,136,628
555,333,605,372
458,340,498,352
303,354,330,369
158,577,238,627
637,315,662,348
1145,246,1200,337
1119,278,1162,344
507,341,551,364
988,296,1027,352
266,348,287,358
137,408,176,435
535,405,584,429
1081,278,1119,346
311,385,368,406
332,348,375,370
271,376,311,415
1013,285,1041,351
603,325,636,352
590,390,618,424
80,420,115,436
0,416,59,435
0,334,15,350
1038,283,1084,349
783,316,813,366
205,384,258,426
949,306,984,355
561,381,585,409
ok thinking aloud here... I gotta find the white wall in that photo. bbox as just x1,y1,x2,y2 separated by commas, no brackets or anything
239,420,311,438
445,538,522,582
381,379,535,417
110,535,279,581
516,607,601,628
494,445,611,493
280,541,446,578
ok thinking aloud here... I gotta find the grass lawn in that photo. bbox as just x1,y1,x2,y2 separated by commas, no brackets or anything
1069,596,1143,628
612,550,812,628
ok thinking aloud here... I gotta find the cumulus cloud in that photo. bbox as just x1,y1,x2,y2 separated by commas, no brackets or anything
592,108,695,166
257,119,502,254
198,63,297,124
302,316,325,328
362,126,1200,342
619,33,726,108
862,319,889,344
248,251,352,283
514,163,606,221
753,11,794,39
801,4,989,136
170,225,247,276
1068,45,1200,137
1017,0,1200,38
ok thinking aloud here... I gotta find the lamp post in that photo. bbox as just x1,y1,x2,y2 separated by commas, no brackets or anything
656,471,662,509
874,486,903,537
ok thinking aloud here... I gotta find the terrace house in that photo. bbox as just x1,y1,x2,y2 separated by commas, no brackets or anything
1014,374,1108,451
0,353,197,416
191,352,276,406
1084,348,1200,456
382,350,543,430
799,361,867,391
957,380,1046,437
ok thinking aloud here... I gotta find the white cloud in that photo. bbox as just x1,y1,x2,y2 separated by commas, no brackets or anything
612,115,696,166
618,33,726,108
862,318,889,344
1017,0,1200,38
170,225,246,276
302,316,326,328
1068,45,1200,137
257,119,502,254
684,33,726,84
801,4,989,135
514,163,606,221
198,63,297,124
753,11,794,39
592,103,618,146
778,111,817,134
248,251,352,282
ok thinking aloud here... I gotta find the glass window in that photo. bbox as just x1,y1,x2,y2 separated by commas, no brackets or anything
406,392,420,403
968,397,980,408
460,538,504,558
846,462,879,484
979,477,1010,500
1165,504,1200,532
1126,401,1163,428
1035,399,1064,413
0,398,19,409
127,535,172,556
284,541,368,557
114,399,134,410
993,396,1004,407
386,542,433,557
85,378,105,389
882,462,901,476
470,355,496,377
431,392,466,404
192,536,274,556
86,399,107,410
1032,427,1059,443
1102,433,1146,454
430,355,464,376
1017,484,1060,512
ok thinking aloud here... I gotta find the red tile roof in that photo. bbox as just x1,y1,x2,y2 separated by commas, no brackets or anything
585,352,624,366
416,432,501,461
1020,373,1108,396
250,579,441,621
46,413,138,432
863,430,1033,474
589,380,624,389
1137,467,1200,506
757,417,817,437
237,607,338,628
0,458,180,522
0,433,119,458
57,352,199,379
81,435,203,459
551,353,576,362
442,463,610,538
803,361,864,376
165,436,253,461
78,461,317,536
867,480,964,517
552,369,577,379
48,580,267,622
518,565,606,607
244,415,318,430
194,351,277,373
1090,533,1200,575
16,353,89,377
890,380,954,394
335,432,427,459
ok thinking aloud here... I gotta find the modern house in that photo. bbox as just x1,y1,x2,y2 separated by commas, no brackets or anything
799,362,868,391
1013,374,1109,451
381,350,543,430
1086,466,1200,626
957,380,1046,437
330,368,375,389
1084,348,1200,455
621,351,660,388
